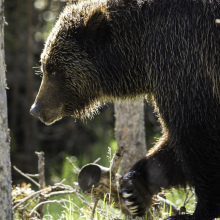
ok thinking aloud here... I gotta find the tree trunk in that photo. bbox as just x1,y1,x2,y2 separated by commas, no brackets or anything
114,98,147,176
0,1,13,219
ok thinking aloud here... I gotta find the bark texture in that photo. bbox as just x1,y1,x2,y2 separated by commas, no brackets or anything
0,0,12,219
114,98,147,176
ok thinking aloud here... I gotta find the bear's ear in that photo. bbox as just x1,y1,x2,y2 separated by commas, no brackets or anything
83,11,109,42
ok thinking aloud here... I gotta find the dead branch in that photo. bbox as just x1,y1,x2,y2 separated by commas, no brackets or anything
90,199,99,220
43,188,76,199
13,166,40,188
110,146,124,174
93,157,101,164
183,189,195,207
35,151,46,217
35,151,45,189
66,156,80,173
24,173,39,178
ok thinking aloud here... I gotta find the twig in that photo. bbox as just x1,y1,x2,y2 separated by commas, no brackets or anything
25,173,39,178
35,151,46,218
66,157,80,173
43,189,76,199
13,166,40,188
35,151,45,189
54,179,66,186
184,191,195,206
90,199,99,220
93,157,101,164
110,146,124,174
183,189,190,207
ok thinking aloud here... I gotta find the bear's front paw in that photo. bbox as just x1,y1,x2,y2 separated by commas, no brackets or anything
121,178,152,217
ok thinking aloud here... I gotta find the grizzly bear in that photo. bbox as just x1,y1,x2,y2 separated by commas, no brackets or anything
30,0,220,219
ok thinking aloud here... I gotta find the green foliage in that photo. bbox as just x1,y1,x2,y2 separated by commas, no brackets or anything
109,139,118,154
166,188,196,215
43,195,87,220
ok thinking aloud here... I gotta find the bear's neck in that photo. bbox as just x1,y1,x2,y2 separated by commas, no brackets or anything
92,2,154,100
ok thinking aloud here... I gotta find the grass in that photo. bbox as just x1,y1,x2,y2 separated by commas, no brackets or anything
43,194,123,220
42,182,197,220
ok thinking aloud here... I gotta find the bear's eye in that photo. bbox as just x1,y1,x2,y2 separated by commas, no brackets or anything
45,64,55,76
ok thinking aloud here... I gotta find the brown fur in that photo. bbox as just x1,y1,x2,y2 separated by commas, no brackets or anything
31,0,220,219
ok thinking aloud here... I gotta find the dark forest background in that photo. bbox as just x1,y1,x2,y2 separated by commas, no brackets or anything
5,0,161,186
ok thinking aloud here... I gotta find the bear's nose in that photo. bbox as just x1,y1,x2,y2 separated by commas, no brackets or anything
30,103,41,118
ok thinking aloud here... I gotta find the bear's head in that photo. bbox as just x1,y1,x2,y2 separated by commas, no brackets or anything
30,1,109,125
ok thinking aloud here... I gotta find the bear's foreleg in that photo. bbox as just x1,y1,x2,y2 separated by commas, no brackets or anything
121,138,188,216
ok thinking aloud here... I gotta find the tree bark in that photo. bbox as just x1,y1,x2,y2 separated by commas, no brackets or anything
0,0,13,219
114,98,147,176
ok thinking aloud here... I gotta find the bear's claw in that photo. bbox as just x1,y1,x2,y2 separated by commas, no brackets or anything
122,192,132,198
121,178,152,216
124,199,134,206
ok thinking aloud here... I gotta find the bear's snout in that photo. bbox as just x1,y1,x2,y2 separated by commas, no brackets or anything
30,103,41,118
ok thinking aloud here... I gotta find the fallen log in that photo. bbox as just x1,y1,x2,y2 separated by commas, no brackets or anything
78,146,130,214
78,146,179,218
